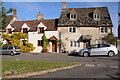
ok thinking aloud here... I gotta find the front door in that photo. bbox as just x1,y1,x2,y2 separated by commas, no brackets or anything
84,40,90,48
52,42,57,52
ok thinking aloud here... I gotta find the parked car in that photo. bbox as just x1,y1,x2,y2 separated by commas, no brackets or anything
72,50,78,55
78,43,118,57
2,46,21,56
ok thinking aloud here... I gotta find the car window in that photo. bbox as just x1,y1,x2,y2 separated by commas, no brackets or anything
101,44,110,47
8,46,13,49
14,46,20,49
2,46,8,49
92,44,100,48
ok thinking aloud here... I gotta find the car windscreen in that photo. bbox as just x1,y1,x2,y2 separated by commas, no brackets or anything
14,46,20,49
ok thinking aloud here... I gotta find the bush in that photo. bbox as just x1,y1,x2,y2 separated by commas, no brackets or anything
20,42,35,53
2,32,35,53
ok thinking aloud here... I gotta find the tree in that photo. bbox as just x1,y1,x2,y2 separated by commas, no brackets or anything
2,32,35,53
104,32,117,45
0,2,13,29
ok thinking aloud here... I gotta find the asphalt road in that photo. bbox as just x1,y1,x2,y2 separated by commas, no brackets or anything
2,53,120,79
27,66,118,78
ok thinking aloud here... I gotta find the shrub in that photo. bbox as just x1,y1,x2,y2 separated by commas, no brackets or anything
20,42,35,53
2,32,35,53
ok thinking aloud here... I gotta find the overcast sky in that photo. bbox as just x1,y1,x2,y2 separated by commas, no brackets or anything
3,2,119,36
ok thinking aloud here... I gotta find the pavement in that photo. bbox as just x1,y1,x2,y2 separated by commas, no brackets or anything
2,52,120,79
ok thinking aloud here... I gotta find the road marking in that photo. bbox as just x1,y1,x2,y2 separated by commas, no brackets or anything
85,63,118,69
97,64,106,67
110,66,119,69
85,64,95,67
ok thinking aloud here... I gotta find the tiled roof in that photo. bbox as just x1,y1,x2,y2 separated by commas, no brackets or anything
11,19,58,32
58,7,113,27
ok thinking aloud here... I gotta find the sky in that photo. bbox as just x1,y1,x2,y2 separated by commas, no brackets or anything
3,2,119,36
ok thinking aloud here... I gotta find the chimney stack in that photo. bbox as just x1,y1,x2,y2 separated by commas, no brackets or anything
13,8,16,16
37,12,44,21
62,2,66,10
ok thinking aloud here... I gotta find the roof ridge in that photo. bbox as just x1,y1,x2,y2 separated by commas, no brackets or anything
66,6,108,9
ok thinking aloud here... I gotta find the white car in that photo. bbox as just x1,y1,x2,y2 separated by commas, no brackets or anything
78,43,118,57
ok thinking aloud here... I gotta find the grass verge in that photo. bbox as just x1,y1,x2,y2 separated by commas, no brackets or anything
2,59,79,76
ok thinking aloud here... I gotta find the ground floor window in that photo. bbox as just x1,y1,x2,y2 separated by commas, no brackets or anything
70,41,80,47
38,40,43,46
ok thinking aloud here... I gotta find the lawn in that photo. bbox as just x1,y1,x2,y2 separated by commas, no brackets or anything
2,59,79,76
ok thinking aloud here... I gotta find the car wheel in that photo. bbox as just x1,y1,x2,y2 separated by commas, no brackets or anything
10,52,14,56
83,52,89,57
108,51,114,57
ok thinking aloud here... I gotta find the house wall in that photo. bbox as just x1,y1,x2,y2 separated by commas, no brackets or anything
58,27,112,52
28,32,43,52
28,31,59,53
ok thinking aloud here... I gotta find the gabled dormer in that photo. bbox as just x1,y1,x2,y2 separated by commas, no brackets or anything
93,8,101,21
6,24,14,34
21,23,30,33
69,8,77,20
37,22,47,34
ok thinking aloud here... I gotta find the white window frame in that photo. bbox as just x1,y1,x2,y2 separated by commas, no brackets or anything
70,14,77,20
68,27,76,33
6,28,12,34
94,13,100,20
70,41,80,47
100,27,108,34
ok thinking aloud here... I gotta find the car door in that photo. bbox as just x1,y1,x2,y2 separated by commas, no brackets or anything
98,44,110,55
2,46,8,54
8,46,13,54
90,44,101,55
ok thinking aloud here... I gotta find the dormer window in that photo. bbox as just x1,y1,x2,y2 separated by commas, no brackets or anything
70,14,76,20
23,28,28,33
7,28,12,34
94,13,100,20
38,27,44,34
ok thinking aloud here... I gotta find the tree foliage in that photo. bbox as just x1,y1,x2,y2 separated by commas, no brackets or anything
0,2,13,29
20,42,35,53
104,33,117,45
2,32,35,53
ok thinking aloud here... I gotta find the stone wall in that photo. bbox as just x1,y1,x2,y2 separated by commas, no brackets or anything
58,27,112,52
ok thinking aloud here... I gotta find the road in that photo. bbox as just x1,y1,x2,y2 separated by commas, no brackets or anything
2,53,120,79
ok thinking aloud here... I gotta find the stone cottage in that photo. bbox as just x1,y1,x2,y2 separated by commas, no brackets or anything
57,2,113,52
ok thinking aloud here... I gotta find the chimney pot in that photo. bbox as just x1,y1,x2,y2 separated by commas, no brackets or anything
62,2,66,10
37,13,44,21
13,8,16,16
